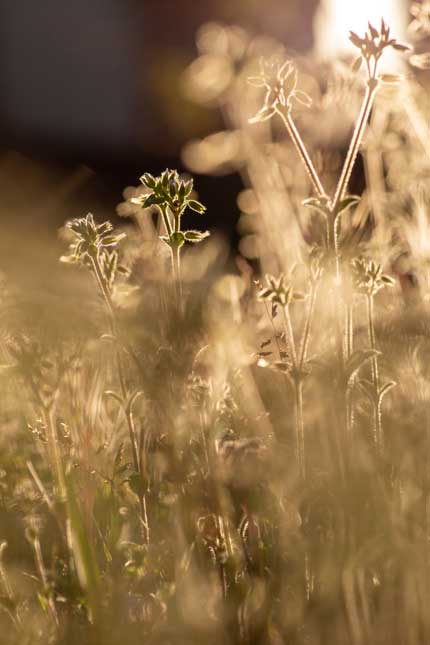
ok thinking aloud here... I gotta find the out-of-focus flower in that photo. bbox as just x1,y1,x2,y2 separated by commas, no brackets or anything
248,58,312,124
409,52,430,69
258,273,306,307
349,19,411,75
351,257,396,296
410,2,430,36
61,213,126,262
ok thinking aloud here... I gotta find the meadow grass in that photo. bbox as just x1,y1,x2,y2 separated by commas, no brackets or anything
1,17,430,645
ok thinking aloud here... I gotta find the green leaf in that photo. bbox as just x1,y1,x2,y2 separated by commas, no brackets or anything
140,194,166,208
65,473,100,624
335,195,361,217
183,230,210,243
188,200,206,214
37,592,49,613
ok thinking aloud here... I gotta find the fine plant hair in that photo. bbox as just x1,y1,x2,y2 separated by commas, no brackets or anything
3,16,430,645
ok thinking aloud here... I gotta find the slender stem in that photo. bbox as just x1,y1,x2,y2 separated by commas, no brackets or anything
172,209,184,307
345,303,354,361
159,205,173,237
294,379,305,479
366,294,383,450
283,305,305,478
330,76,379,372
32,535,59,626
332,77,379,210
298,281,318,369
345,302,355,447
89,252,150,544
276,108,327,198
282,306,297,367
366,295,379,389
0,543,21,628
171,243,183,305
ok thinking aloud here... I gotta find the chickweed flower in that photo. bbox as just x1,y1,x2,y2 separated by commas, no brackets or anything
61,213,126,262
133,169,205,216
248,58,312,124
349,19,411,77
351,257,396,296
258,274,306,307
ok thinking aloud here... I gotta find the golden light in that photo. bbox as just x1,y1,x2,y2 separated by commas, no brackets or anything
315,0,408,69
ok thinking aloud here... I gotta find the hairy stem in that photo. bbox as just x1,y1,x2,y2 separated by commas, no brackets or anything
332,78,379,210
298,281,318,369
276,108,327,198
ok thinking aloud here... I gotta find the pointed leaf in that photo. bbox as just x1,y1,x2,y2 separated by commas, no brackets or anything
379,381,396,400
391,41,412,52
345,349,380,383
352,56,363,73
349,31,363,48
336,195,361,216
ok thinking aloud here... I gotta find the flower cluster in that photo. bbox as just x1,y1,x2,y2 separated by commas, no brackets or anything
349,19,411,74
351,257,396,296
248,58,312,124
133,169,205,216
410,2,430,36
258,274,306,307
62,214,126,261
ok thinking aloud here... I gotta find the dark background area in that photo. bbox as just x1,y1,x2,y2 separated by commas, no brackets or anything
0,0,320,243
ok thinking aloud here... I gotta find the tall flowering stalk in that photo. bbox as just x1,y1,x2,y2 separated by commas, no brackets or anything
258,273,308,477
133,170,209,306
248,20,410,358
248,58,326,198
352,257,396,451
61,214,150,543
